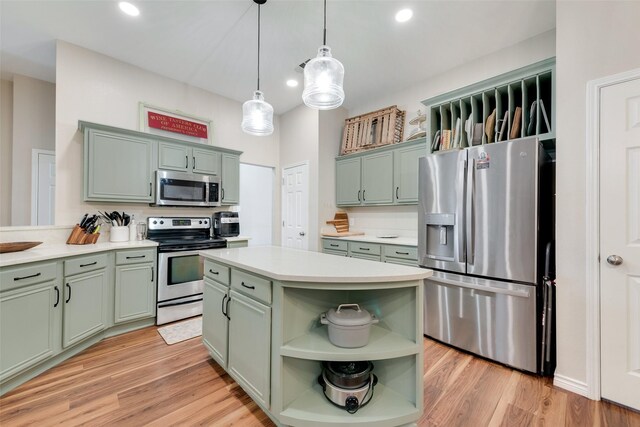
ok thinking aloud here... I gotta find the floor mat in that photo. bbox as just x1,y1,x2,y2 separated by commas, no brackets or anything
157,316,202,345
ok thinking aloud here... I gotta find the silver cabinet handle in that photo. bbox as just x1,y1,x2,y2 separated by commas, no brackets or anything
299,231,306,236
607,255,623,266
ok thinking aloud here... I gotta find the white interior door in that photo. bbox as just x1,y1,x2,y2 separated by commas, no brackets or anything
600,76,640,410
281,163,308,250
31,150,55,225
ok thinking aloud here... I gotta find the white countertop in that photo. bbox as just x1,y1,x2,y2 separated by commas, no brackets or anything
321,235,418,247
200,246,431,283
0,240,158,267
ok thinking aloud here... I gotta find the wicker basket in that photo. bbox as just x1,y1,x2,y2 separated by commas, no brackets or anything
340,106,405,155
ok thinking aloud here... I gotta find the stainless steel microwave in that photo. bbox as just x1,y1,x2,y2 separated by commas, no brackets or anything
153,170,220,207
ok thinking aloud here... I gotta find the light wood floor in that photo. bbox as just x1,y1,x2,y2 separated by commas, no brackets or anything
1,326,638,426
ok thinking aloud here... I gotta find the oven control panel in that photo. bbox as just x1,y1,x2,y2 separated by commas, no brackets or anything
147,217,210,230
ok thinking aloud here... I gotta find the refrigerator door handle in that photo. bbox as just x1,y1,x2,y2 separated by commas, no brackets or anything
456,158,466,263
466,159,475,265
429,274,531,298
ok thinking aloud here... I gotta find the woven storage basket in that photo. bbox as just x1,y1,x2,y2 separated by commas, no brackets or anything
340,106,405,155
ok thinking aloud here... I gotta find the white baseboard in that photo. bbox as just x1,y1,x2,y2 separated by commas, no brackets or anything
553,374,593,399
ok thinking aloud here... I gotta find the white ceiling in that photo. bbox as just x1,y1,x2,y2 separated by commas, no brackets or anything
0,0,556,114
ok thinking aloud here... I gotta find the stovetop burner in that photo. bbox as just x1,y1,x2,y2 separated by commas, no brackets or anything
147,216,226,251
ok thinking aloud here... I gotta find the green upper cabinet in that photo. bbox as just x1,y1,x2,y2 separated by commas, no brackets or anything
336,157,362,206
361,151,394,205
393,143,425,203
335,138,426,207
192,147,220,175
84,128,154,203
158,141,190,172
158,142,220,175
221,153,240,205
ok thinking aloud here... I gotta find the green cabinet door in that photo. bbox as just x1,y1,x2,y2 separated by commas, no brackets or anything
221,153,240,204
0,282,58,382
84,129,153,203
192,148,220,175
158,141,190,172
336,157,362,206
393,144,424,203
361,151,394,204
203,278,229,368
85,129,154,202
63,270,107,348
114,264,155,324
228,290,271,408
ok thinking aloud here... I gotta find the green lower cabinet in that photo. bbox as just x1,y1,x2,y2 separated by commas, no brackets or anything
350,253,382,262
221,153,240,205
0,281,59,382
63,269,107,348
226,240,248,249
227,290,271,408
114,264,155,324
322,249,348,257
202,278,229,368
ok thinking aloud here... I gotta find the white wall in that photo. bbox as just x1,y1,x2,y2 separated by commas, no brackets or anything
554,0,640,390
279,105,320,250
0,79,13,226
342,30,556,235
55,41,280,237
10,75,55,225
239,163,274,246
318,107,348,238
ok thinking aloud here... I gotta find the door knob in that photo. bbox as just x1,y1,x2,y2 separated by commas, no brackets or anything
606,255,623,266
299,231,306,236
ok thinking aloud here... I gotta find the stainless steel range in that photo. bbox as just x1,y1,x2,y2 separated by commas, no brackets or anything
147,216,226,325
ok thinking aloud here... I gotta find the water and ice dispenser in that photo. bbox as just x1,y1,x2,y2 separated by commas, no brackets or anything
423,213,456,261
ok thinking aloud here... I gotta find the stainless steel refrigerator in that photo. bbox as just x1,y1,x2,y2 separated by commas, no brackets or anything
418,137,554,373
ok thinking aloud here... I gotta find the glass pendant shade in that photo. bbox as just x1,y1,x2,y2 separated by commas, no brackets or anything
241,90,274,136
302,46,345,110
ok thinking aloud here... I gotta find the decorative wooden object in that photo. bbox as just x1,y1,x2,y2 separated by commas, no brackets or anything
340,105,405,155
66,224,100,245
326,212,349,233
0,242,42,253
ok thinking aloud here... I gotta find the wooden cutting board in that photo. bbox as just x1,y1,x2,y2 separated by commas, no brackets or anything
321,231,365,237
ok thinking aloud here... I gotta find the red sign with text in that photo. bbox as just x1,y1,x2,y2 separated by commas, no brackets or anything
147,112,208,139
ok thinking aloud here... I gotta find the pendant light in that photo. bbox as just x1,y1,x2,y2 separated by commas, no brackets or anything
302,0,345,110
241,0,274,136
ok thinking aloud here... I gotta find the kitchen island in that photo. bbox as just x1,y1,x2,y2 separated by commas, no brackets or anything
199,246,432,427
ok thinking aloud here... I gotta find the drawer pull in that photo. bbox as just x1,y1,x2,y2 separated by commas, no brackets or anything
14,272,41,281
54,286,60,307
359,247,370,251
241,281,255,290
126,255,146,259
209,269,219,275
65,283,72,303
330,244,339,247
396,251,409,255
80,261,97,268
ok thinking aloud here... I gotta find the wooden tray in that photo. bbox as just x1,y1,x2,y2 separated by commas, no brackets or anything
0,241,42,254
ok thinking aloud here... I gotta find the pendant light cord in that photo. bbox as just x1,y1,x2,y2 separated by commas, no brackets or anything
323,0,327,45
257,3,261,91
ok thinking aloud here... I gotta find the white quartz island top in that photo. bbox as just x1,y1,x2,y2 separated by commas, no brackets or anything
0,240,158,267
200,245,432,283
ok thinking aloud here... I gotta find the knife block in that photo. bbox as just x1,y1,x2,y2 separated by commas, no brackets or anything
66,224,100,245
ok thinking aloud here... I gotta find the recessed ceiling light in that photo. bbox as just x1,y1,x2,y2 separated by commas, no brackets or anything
119,2,140,17
395,8,413,23
286,79,299,88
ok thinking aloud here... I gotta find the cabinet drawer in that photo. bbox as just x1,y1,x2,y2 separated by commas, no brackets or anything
350,253,382,262
0,262,58,292
384,258,417,267
231,269,271,305
349,241,381,256
205,259,230,286
116,249,155,265
323,249,348,257
383,245,418,261
322,239,347,252
64,253,108,276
